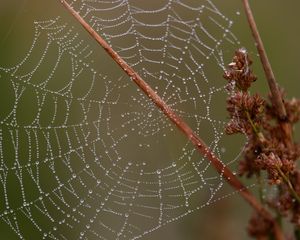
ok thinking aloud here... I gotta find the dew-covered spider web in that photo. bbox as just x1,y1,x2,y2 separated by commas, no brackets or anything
0,1,249,239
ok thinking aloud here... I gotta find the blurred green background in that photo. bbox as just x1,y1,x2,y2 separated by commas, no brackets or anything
0,1,299,239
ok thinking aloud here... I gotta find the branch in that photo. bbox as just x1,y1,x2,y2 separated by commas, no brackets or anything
60,1,285,239
241,0,285,119
242,0,293,147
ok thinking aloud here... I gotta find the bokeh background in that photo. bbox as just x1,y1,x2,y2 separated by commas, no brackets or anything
0,1,299,239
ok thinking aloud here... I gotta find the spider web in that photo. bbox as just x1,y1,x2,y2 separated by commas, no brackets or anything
0,1,247,239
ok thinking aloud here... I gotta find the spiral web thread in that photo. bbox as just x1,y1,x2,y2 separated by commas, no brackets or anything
0,1,246,239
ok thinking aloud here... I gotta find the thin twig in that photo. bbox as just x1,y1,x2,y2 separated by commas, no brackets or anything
242,0,293,148
277,167,300,204
241,0,285,119
60,1,285,239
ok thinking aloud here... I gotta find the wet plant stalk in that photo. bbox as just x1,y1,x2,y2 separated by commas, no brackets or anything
277,167,300,204
241,0,293,148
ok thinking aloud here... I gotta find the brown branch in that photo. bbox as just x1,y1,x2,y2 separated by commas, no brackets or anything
241,0,285,119
60,1,285,239
242,0,293,148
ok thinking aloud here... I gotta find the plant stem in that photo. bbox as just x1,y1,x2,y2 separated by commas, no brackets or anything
241,0,285,119
241,0,293,148
277,167,300,204
245,110,266,143
60,1,285,239
245,110,259,135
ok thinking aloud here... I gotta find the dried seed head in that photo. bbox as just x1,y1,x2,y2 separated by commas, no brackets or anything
226,91,265,124
254,153,283,184
223,48,257,91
